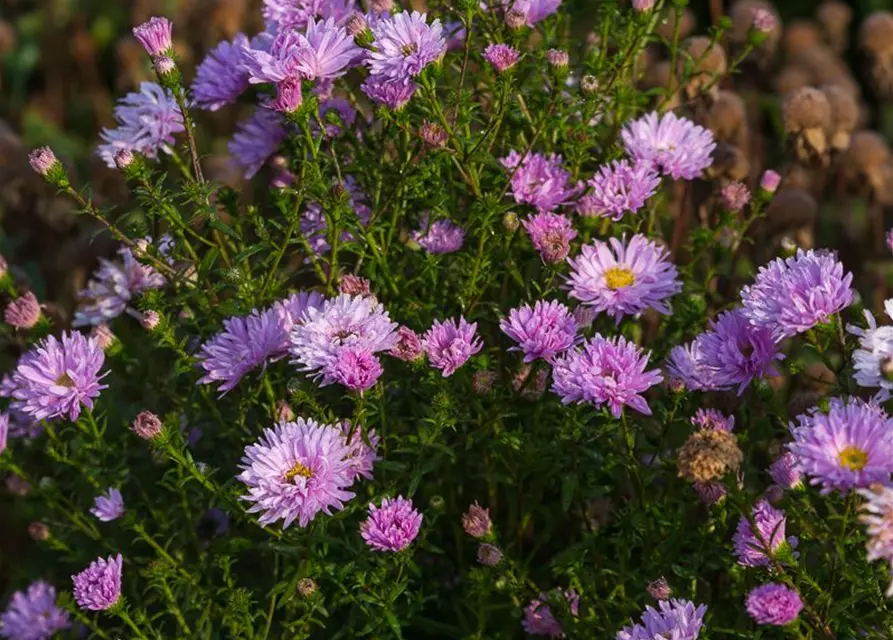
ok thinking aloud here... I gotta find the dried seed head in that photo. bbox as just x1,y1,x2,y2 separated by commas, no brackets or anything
821,85,859,150
782,87,831,133
783,20,822,57
472,370,498,395
28,522,50,541
707,143,750,182
764,189,818,234
845,130,891,175
817,1,852,52
705,91,747,145
794,48,860,98
297,578,317,597
677,429,743,484
774,66,812,96
860,11,893,56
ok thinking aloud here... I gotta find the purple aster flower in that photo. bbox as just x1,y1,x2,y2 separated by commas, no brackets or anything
522,212,577,264
511,0,562,26
90,488,125,522
693,481,727,506
444,20,467,50
522,589,579,638
361,75,417,110
97,82,184,167
500,300,577,363
268,78,304,114
0,413,7,455
477,543,503,566
290,294,398,385
341,422,379,482
367,11,446,79
691,408,735,432
390,326,424,362
720,181,751,212
621,111,716,180
733,500,796,567
239,418,356,528
665,338,716,391
229,108,287,178
788,397,893,495
133,16,173,57
577,160,661,221
411,216,465,254
500,151,581,212
331,347,383,392
746,584,803,626
5,292,41,329
616,599,707,640
7,332,107,422
484,43,520,72
360,495,423,552
71,554,123,611
317,98,357,136
551,334,663,417
859,484,893,596
698,307,784,394
0,581,70,640
769,452,803,490
741,249,855,342
423,316,483,377
191,34,251,110
566,235,682,322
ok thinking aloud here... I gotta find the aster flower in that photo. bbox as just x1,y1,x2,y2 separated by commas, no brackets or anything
4,292,41,329
97,82,184,167
691,408,735,432
746,584,803,626
71,554,123,611
500,300,577,363
665,338,716,391
566,235,682,322
788,397,893,495
361,75,417,109
28,147,60,178
239,418,357,528
0,413,7,455
697,307,784,394
331,347,384,392
646,578,671,601
769,452,803,490
621,111,716,180
133,16,172,57
741,249,855,342
462,502,492,538
511,0,562,26
522,212,577,264
6,332,107,422
341,422,379,482
262,0,357,31
859,484,893,596
733,500,796,567
501,151,582,212
423,317,483,377
484,43,520,72
390,326,424,362
339,274,372,297
847,303,893,401
191,34,252,110
522,590,579,638
616,599,707,640
720,181,751,212
90,488,125,522
229,108,288,179
411,215,465,254
577,160,661,221
360,495,423,552
367,11,446,79
131,411,163,440
551,334,663,417
693,481,728,506
0,581,70,639
477,543,503,566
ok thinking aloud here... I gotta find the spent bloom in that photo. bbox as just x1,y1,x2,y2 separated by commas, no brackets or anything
0,581,70,640
577,160,661,221
339,274,372,297
501,151,581,212
677,429,743,484
390,326,424,362
788,397,893,495
239,418,357,529
691,408,735,432
769,452,804,490
858,484,893,596
229,108,288,179
483,43,520,72
616,599,707,640
621,111,716,180
647,578,671,601
361,75,417,109
411,216,465,254
360,495,423,552
847,302,893,401
741,250,855,342
522,589,579,638
733,500,796,567
462,502,492,538
477,543,503,566
6,332,107,422
90,488,125,522
192,34,251,110
566,235,682,322
4,292,40,329
720,182,751,212
523,212,578,264
367,11,446,79
423,317,483,377
133,16,173,57
551,334,663,417
745,584,803,626
71,554,123,611
131,411,163,440
500,300,577,363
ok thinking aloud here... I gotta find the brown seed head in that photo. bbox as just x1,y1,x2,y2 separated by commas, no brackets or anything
817,1,852,52
774,65,812,96
677,430,743,484
782,87,831,134
706,91,747,145
765,189,818,234
784,20,822,57
860,11,893,55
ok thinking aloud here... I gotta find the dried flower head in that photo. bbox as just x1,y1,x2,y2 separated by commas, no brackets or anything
677,429,743,484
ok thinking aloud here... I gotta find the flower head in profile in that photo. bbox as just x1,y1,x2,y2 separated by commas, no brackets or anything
847,302,893,401
501,151,581,212
741,250,855,342
7,332,108,422
484,43,520,72
0,581,70,639
71,554,123,611
745,584,803,626
90,488,125,522
361,75,418,110
229,108,287,179
566,235,681,322
390,326,424,362
423,317,483,377
239,418,357,528
500,300,577,363
341,422,379,482
522,212,577,264
577,160,661,221
665,338,716,391
462,502,492,538
551,334,663,417
360,495,423,551
788,397,893,495
411,216,465,254
522,589,579,638
621,111,716,180
368,11,446,79
616,599,707,640
0,413,7,455
4,292,41,329
859,483,893,596
691,408,735,432
733,500,796,567
192,34,252,110
769,452,803,490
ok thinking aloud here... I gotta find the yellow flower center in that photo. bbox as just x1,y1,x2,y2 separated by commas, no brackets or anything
55,372,75,388
284,461,313,482
839,446,868,471
605,267,636,290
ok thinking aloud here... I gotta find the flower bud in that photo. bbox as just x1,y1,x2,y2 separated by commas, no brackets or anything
580,75,599,95
275,401,295,423
28,147,68,187
4,292,41,329
390,326,424,362
759,169,781,194
28,521,50,541
647,577,671,600
131,411,163,440
505,9,526,30
339,274,372,297
502,211,520,233
429,495,446,511
547,48,569,68
632,0,655,11
368,0,393,13
346,13,367,37
133,16,173,57
462,502,492,538
477,543,503,567
270,78,303,114
720,182,751,212
90,324,117,351
297,578,317,597
5,473,30,496
114,149,135,170
140,310,161,330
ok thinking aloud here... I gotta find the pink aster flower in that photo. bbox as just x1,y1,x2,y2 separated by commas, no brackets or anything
331,347,384,392
229,108,288,179
423,316,483,377
733,500,796,567
4,292,41,329
341,422,379,482
390,326,424,362
6,332,108,422
133,16,173,57
617,599,707,640
191,34,252,110
269,78,304,114
367,11,446,79
746,583,803,626
691,408,735,432
859,484,893,596
361,75,418,109
522,589,579,638
769,452,803,490
360,495,423,552
510,0,562,26
720,181,751,212
97,82,184,167
566,235,682,322
788,397,893,495
239,418,357,528
477,543,503,566
0,413,7,455
760,169,781,193
90,488,125,522
462,502,492,538
500,300,577,363
0,581,70,639
28,147,60,178
411,216,465,254
665,338,716,391
484,43,520,72
501,151,582,212
577,160,661,220
551,334,663,417
751,9,778,33
522,212,577,264
71,554,123,611
621,111,716,180
741,249,855,342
